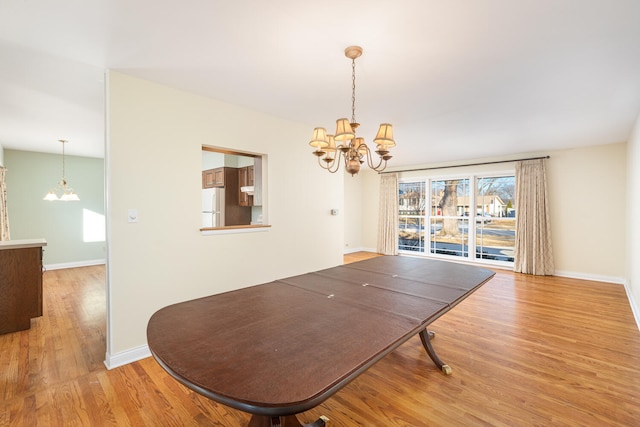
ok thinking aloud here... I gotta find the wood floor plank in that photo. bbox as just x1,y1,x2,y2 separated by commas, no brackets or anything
94,370,134,426
1,255,639,426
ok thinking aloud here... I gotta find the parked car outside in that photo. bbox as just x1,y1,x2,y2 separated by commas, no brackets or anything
478,212,492,223
462,212,492,223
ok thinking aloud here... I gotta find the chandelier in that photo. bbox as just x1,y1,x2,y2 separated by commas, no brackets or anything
43,139,80,201
309,46,395,176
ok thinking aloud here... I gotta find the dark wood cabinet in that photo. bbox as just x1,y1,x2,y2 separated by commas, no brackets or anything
238,166,254,207
0,240,46,335
248,165,254,186
213,168,225,186
202,167,226,188
202,169,215,188
222,168,251,225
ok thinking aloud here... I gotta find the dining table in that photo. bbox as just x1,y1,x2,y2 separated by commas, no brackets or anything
147,255,495,426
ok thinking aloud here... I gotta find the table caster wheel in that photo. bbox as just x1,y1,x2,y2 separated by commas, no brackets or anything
304,415,330,426
442,364,452,375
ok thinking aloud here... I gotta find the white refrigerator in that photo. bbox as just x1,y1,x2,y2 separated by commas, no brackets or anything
202,188,225,227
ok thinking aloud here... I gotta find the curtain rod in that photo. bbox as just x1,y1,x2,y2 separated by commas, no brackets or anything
381,155,550,174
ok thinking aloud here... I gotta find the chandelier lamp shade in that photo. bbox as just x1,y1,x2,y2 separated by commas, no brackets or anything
43,139,80,201
309,46,395,176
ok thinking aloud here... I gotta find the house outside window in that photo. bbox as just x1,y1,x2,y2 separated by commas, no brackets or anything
399,174,516,265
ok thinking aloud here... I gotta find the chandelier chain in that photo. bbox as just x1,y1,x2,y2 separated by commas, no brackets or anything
351,58,356,125
61,140,66,181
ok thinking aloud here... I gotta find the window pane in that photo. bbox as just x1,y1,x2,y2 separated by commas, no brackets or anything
428,216,469,257
475,176,516,262
429,179,470,258
399,182,426,252
399,215,425,252
431,179,470,217
399,182,426,215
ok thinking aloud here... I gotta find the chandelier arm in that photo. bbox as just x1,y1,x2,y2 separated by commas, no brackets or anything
316,150,343,174
362,145,389,173
327,149,344,173
316,154,331,170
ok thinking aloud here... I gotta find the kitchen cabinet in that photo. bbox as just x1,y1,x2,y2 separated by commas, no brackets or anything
213,168,225,186
0,239,47,335
202,169,215,188
202,167,225,188
238,166,254,207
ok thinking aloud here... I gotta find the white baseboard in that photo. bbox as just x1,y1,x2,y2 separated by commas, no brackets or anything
344,246,377,254
622,281,640,331
104,344,151,370
45,259,106,271
553,269,625,285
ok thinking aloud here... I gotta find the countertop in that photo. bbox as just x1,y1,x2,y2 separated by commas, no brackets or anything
0,238,47,250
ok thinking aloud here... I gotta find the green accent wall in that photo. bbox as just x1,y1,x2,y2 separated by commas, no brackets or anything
3,149,105,266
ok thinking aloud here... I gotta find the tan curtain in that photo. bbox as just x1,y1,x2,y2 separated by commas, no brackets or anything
377,173,398,255
513,159,553,275
0,167,10,241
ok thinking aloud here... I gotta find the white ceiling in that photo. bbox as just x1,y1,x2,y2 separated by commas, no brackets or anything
1,0,639,167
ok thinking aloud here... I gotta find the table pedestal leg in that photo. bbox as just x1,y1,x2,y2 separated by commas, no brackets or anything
419,328,452,375
248,414,329,427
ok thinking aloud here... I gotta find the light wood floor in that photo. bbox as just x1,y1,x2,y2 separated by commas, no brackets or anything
2,253,640,426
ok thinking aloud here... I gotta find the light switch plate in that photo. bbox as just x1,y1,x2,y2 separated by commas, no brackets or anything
128,209,138,223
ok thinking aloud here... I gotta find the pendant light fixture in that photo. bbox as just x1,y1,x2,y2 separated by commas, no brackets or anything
43,139,80,201
309,46,396,176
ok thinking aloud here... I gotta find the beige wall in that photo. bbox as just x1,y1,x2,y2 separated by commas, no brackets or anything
343,169,380,252
343,174,362,252
348,143,628,282
360,170,381,251
547,143,626,280
627,113,640,321
106,72,344,360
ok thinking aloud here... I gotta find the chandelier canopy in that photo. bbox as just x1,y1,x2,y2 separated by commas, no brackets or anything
43,139,80,201
309,46,395,176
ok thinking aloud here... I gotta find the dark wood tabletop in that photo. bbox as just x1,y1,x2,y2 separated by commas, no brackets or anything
147,256,495,426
